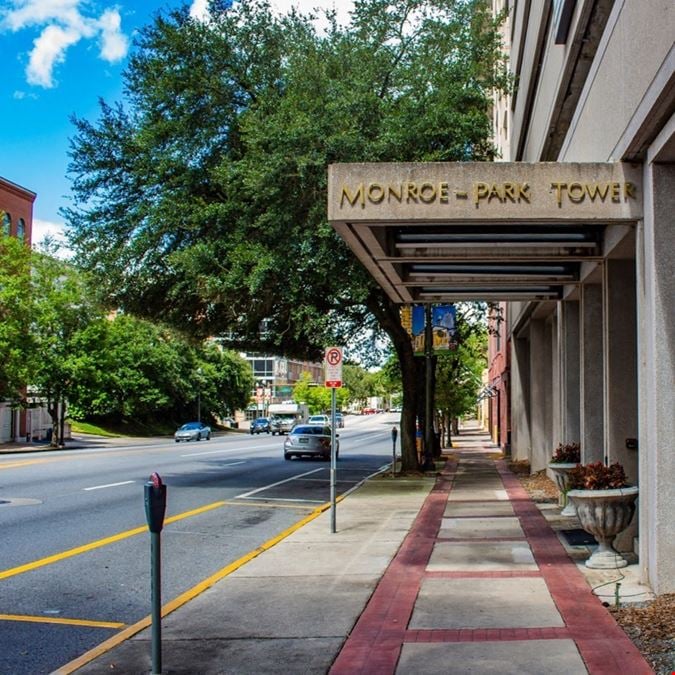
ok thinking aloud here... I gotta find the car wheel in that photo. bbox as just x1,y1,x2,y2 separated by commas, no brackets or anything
206,433,211,440
175,439,180,443
284,453,292,460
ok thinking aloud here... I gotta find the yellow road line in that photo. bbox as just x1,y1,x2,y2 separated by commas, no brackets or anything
0,614,125,629
54,500,333,675
0,458,51,470
0,501,227,581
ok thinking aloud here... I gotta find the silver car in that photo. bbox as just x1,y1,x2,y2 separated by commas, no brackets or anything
283,425,339,461
174,421,211,442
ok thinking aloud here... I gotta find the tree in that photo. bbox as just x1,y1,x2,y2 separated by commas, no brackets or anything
0,233,33,400
64,0,509,468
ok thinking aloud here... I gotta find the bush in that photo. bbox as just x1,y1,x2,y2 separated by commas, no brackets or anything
568,461,628,490
551,442,581,463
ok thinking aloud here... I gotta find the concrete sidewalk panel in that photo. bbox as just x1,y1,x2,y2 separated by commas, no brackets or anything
409,577,564,629
448,488,509,501
444,502,515,517
230,539,402,577
161,576,377,639
396,640,586,674
77,636,343,674
438,517,525,539
427,541,537,571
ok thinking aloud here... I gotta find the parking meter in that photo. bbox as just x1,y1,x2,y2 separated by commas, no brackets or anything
144,473,167,534
391,426,398,444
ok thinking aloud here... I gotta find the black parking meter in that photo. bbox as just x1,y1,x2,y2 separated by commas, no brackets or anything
144,473,167,533
391,426,398,444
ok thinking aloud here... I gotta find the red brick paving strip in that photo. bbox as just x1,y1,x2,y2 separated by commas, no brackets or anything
330,453,653,675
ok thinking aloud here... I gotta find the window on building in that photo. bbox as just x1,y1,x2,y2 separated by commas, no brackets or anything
2,212,10,236
16,218,25,240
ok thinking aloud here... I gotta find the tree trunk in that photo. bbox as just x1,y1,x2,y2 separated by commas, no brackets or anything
366,291,420,472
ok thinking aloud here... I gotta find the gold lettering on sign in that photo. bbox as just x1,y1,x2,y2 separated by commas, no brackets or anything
473,182,530,206
550,182,637,206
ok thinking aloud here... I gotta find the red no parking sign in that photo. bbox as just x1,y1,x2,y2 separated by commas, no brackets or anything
324,347,343,388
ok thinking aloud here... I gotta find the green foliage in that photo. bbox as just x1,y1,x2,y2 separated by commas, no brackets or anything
568,462,629,490
0,234,33,399
434,310,488,420
292,371,349,413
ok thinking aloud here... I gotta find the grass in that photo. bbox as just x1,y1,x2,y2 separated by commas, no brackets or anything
69,418,176,438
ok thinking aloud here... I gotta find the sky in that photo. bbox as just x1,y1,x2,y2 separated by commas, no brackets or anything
1,0,351,247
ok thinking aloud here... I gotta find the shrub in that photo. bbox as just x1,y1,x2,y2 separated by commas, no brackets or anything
551,442,581,464
568,461,628,490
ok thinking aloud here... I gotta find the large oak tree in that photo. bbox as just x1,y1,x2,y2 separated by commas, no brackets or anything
65,0,508,468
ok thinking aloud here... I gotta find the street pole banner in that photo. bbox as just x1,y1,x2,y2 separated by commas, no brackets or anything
324,346,343,388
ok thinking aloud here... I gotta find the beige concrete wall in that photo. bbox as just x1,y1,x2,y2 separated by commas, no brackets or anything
560,0,675,161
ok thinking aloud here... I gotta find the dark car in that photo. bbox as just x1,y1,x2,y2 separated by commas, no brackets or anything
250,417,271,434
284,424,339,461
174,421,211,442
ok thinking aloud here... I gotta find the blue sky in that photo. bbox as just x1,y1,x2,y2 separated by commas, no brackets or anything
1,0,348,246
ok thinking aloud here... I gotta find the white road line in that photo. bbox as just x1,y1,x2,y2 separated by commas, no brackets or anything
83,480,135,491
181,445,275,457
238,496,324,504
235,468,324,499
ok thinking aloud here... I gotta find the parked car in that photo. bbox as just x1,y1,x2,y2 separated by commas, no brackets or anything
250,417,271,434
334,412,345,428
283,425,339,461
307,414,330,425
270,415,295,435
175,421,211,442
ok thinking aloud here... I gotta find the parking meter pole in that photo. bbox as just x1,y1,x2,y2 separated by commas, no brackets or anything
330,387,337,534
144,473,167,675
391,426,398,477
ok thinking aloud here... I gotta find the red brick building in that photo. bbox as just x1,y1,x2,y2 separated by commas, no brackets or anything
1,176,35,442
487,302,510,453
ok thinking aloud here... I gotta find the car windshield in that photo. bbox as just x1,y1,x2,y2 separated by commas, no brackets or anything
291,426,329,435
180,423,201,430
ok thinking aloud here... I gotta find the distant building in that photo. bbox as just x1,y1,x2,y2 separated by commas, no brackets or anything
0,176,35,443
243,354,322,419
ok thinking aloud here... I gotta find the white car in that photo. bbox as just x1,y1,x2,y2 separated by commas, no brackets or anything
307,414,330,425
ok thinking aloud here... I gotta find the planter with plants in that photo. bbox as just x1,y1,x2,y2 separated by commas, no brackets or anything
547,442,581,516
567,461,638,569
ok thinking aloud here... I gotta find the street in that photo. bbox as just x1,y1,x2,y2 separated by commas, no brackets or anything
0,413,398,674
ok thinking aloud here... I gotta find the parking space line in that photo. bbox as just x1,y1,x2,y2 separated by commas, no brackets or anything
0,500,227,581
238,496,325,504
0,613,125,629
235,468,324,499
84,480,135,491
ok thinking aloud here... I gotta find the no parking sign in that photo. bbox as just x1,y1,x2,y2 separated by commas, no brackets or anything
324,347,343,388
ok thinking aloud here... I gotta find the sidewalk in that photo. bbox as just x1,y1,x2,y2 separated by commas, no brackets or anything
60,427,652,674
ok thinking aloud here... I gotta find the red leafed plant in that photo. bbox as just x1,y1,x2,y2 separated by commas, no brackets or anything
568,461,628,490
551,442,581,464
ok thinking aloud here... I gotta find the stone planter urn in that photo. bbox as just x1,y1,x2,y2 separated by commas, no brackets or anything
567,486,639,569
547,462,578,516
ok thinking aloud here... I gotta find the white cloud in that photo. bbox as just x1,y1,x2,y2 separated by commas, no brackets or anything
98,9,128,62
2,0,129,89
189,0,210,22
31,218,66,244
27,23,82,87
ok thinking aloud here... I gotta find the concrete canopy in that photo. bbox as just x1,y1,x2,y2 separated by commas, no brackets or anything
328,162,642,303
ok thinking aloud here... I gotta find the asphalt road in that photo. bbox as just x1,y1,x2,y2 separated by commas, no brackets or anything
0,413,398,675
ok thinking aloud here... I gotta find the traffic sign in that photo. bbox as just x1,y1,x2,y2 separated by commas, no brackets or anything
324,346,343,388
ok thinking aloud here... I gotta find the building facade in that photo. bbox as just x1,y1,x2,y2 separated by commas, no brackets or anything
0,176,35,443
492,0,674,593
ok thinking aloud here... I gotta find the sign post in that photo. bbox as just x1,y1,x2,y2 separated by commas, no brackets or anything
324,347,343,533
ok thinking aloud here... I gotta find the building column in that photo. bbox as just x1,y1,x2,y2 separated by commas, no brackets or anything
510,335,530,462
529,319,552,471
580,283,604,463
638,161,675,594
559,300,580,443
604,259,639,552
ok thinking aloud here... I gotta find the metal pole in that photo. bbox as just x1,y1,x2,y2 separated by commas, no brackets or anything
391,426,398,477
330,387,337,533
151,531,162,674
423,303,435,471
